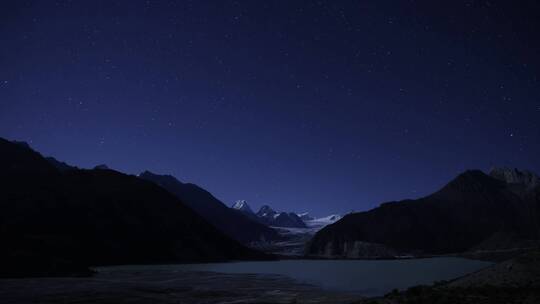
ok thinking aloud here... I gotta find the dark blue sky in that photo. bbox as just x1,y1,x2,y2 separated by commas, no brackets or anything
1,1,539,216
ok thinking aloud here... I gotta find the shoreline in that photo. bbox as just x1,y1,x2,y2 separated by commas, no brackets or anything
0,268,365,304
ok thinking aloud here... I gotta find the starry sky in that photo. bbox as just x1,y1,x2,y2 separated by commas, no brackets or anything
1,1,539,216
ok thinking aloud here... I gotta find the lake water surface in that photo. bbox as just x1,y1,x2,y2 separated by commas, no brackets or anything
98,258,491,296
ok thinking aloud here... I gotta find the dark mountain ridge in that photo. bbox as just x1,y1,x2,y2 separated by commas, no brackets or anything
139,171,281,244
307,169,540,258
0,138,268,277
45,156,79,172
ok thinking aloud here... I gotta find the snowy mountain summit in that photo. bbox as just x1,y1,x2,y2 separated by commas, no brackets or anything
257,205,276,218
231,200,254,214
231,200,341,231
231,202,307,228
255,205,306,228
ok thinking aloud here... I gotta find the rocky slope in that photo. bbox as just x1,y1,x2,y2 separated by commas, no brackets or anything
360,250,540,304
449,249,540,288
490,167,539,189
307,169,540,258
0,138,268,277
139,172,281,244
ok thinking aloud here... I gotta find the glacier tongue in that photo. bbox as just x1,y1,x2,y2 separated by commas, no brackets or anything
262,213,342,256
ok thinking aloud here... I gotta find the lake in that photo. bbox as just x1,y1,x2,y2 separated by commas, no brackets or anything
97,257,492,296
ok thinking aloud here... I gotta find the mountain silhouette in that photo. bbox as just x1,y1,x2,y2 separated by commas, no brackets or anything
139,171,281,244
0,138,268,277
307,169,540,258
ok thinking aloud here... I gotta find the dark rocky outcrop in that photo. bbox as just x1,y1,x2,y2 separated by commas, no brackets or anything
307,169,540,258
490,167,540,190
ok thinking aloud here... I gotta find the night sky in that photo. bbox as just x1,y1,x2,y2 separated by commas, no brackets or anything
1,1,539,216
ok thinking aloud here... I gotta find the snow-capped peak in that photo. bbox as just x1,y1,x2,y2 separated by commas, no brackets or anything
257,205,276,217
231,200,254,214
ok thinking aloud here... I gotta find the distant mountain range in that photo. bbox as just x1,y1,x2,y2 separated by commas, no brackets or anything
0,138,269,277
139,172,281,244
231,200,307,228
9,134,538,273
227,201,342,256
307,168,540,258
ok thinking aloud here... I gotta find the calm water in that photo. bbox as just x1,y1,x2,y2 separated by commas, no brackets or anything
98,258,491,296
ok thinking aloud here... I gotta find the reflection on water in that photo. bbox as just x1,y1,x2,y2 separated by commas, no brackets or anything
98,257,492,296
